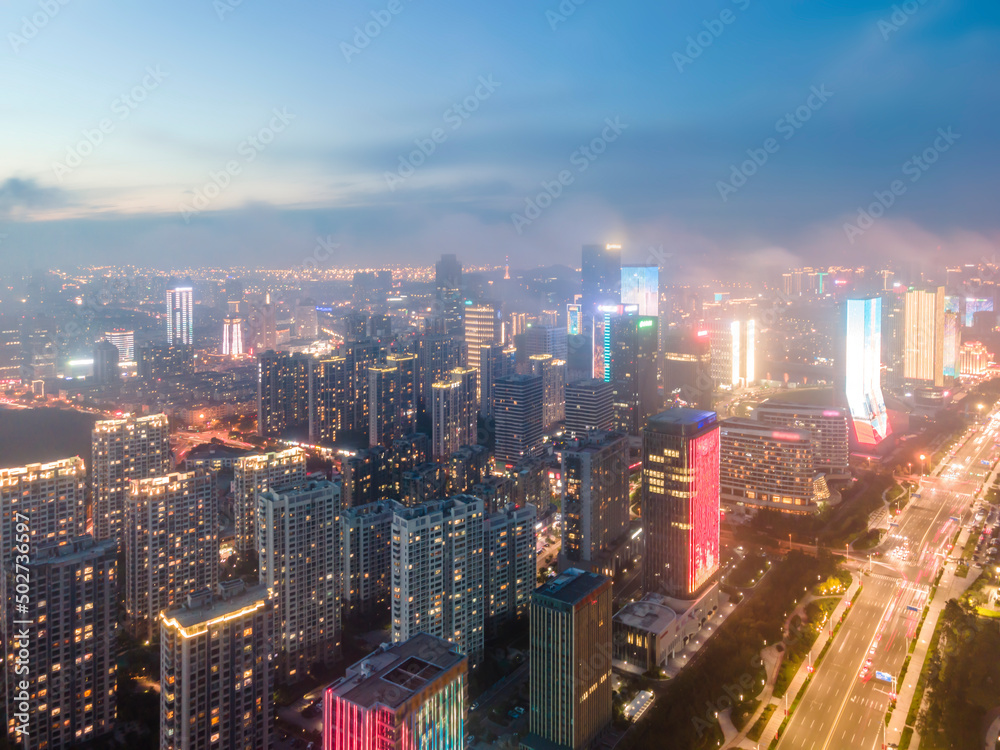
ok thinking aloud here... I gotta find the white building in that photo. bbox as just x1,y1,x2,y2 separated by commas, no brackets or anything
257,480,342,682
91,414,171,542
160,581,275,750
755,398,850,478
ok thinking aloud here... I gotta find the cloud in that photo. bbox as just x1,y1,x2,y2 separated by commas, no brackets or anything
0,178,69,218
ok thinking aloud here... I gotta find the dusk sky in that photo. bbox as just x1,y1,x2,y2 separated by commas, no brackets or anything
3,0,999,277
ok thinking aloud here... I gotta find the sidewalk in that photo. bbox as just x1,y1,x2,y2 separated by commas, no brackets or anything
885,559,978,748
728,571,862,749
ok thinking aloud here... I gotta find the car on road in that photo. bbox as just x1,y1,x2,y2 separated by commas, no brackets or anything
470,702,479,711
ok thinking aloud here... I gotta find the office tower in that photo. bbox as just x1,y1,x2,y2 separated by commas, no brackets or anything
436,253,464,334
232,448,306,555
414,333,464,416
0,458,86,559
105,328,135,363
431,367,478,460
755,400,850,477
464,303,501,393
493,374,544,467
257,350,310,437
342,499,402,617
92,413,171,542
92,339,120,385
530,354,566,429
126,471,219,638
960,341,991,377
5,537,117,750
165,281,194,346
448,444,490,495
560,432,630,570
484,502,537,636
903,286,946,387
708,317,755,389
352,272,379,310
509,311,528,342
391,496,485,666
222,300,245,356
882,288,906,391
295,298,319,339
343,338,385,437
606,313,658,435
309,355,350,444
842,296,892,446
368,354,417,448
620,265,659,317
258,480,342,681
478,342,514,417
642,409,720,599
521,324,568,362
581,243,622,315
248,292,278,353
567,303,583,335
524,569,612,750
719,419,829,515
663,325,712,409
564,379,615,439
323,633,467,750
0,316,23,382
137,342,194,381
160,582,274,750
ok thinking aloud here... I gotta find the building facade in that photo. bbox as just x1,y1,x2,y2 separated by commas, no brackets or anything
493,374,544,467
233,448,307,555
431,367,478,460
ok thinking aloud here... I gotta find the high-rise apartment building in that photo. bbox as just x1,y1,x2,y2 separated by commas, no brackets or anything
160,581,275,750
342,499,402,617
564,379,615,439
232,448,306,555
524,569,612,750
5,536,117,750
257,350,311,437
464,303,501,397
530,353,566,429
126,471,219,638
165,281,194,346
478,343,514,417
642,409,720,599
323,633,467,750
483,502,537,637
309,355,350,444
414,333,464,416
368,354,418,448
493,374,544,467
137,342,193,381
719,419,829,515
391,496,485,666
91,414,171,542
431,367,478,460
560,432,630,571
258,480,342,682
903,286,946,387
0,458,86,559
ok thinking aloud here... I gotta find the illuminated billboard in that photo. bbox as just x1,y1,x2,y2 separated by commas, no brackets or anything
966,297,993,327
844,297,891,446
621,265,659,317
567,304,582,336
689,428,720,594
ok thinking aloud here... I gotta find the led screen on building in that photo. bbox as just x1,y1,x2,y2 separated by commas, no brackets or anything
845,297,891,446
966,297,993,327
688,429,720,593
621,266,659,317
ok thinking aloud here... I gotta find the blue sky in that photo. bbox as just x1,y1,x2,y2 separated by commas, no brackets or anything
2,0,999,278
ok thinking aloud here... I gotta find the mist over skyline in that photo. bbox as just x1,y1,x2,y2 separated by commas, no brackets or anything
3,1,1000,277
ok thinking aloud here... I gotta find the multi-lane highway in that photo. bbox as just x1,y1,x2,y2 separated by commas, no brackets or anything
777,411,998,750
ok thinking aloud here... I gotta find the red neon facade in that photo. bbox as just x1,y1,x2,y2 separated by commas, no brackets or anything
688,430,720,594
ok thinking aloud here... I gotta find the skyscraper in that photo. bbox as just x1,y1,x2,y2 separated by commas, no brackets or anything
708,317,755,389
323,633,467,750
436,253,464,334
642,409,720,599
524,569,612,750
581,243,622,315
0,458,86,561
92,339,121,385
391,496,485,666
91,413,171,542
309,355,350,444
903,286,946,387
258,480,342,682
464,303,501,398
368,354,418,448
560,432,630,571
620,264,659,317
165,281,193,346
257,351,311,437
5,536,118,750
342,499,402,617
478,342,514,417
493,374,544,467
530,353,566,430
222,300,245,356
105,328,135,363
232,448,307,555
663,325,713,410
126,471,220,638
842,296,892,446
414,333,464,417
564,379,615,439
607,313,659,435
160,581,275,750
483,502,537,636
431,367,478,460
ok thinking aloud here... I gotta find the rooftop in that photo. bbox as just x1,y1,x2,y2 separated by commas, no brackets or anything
534,567,609,606
646,408,718,436
160,581,269,633
614,599,677,633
